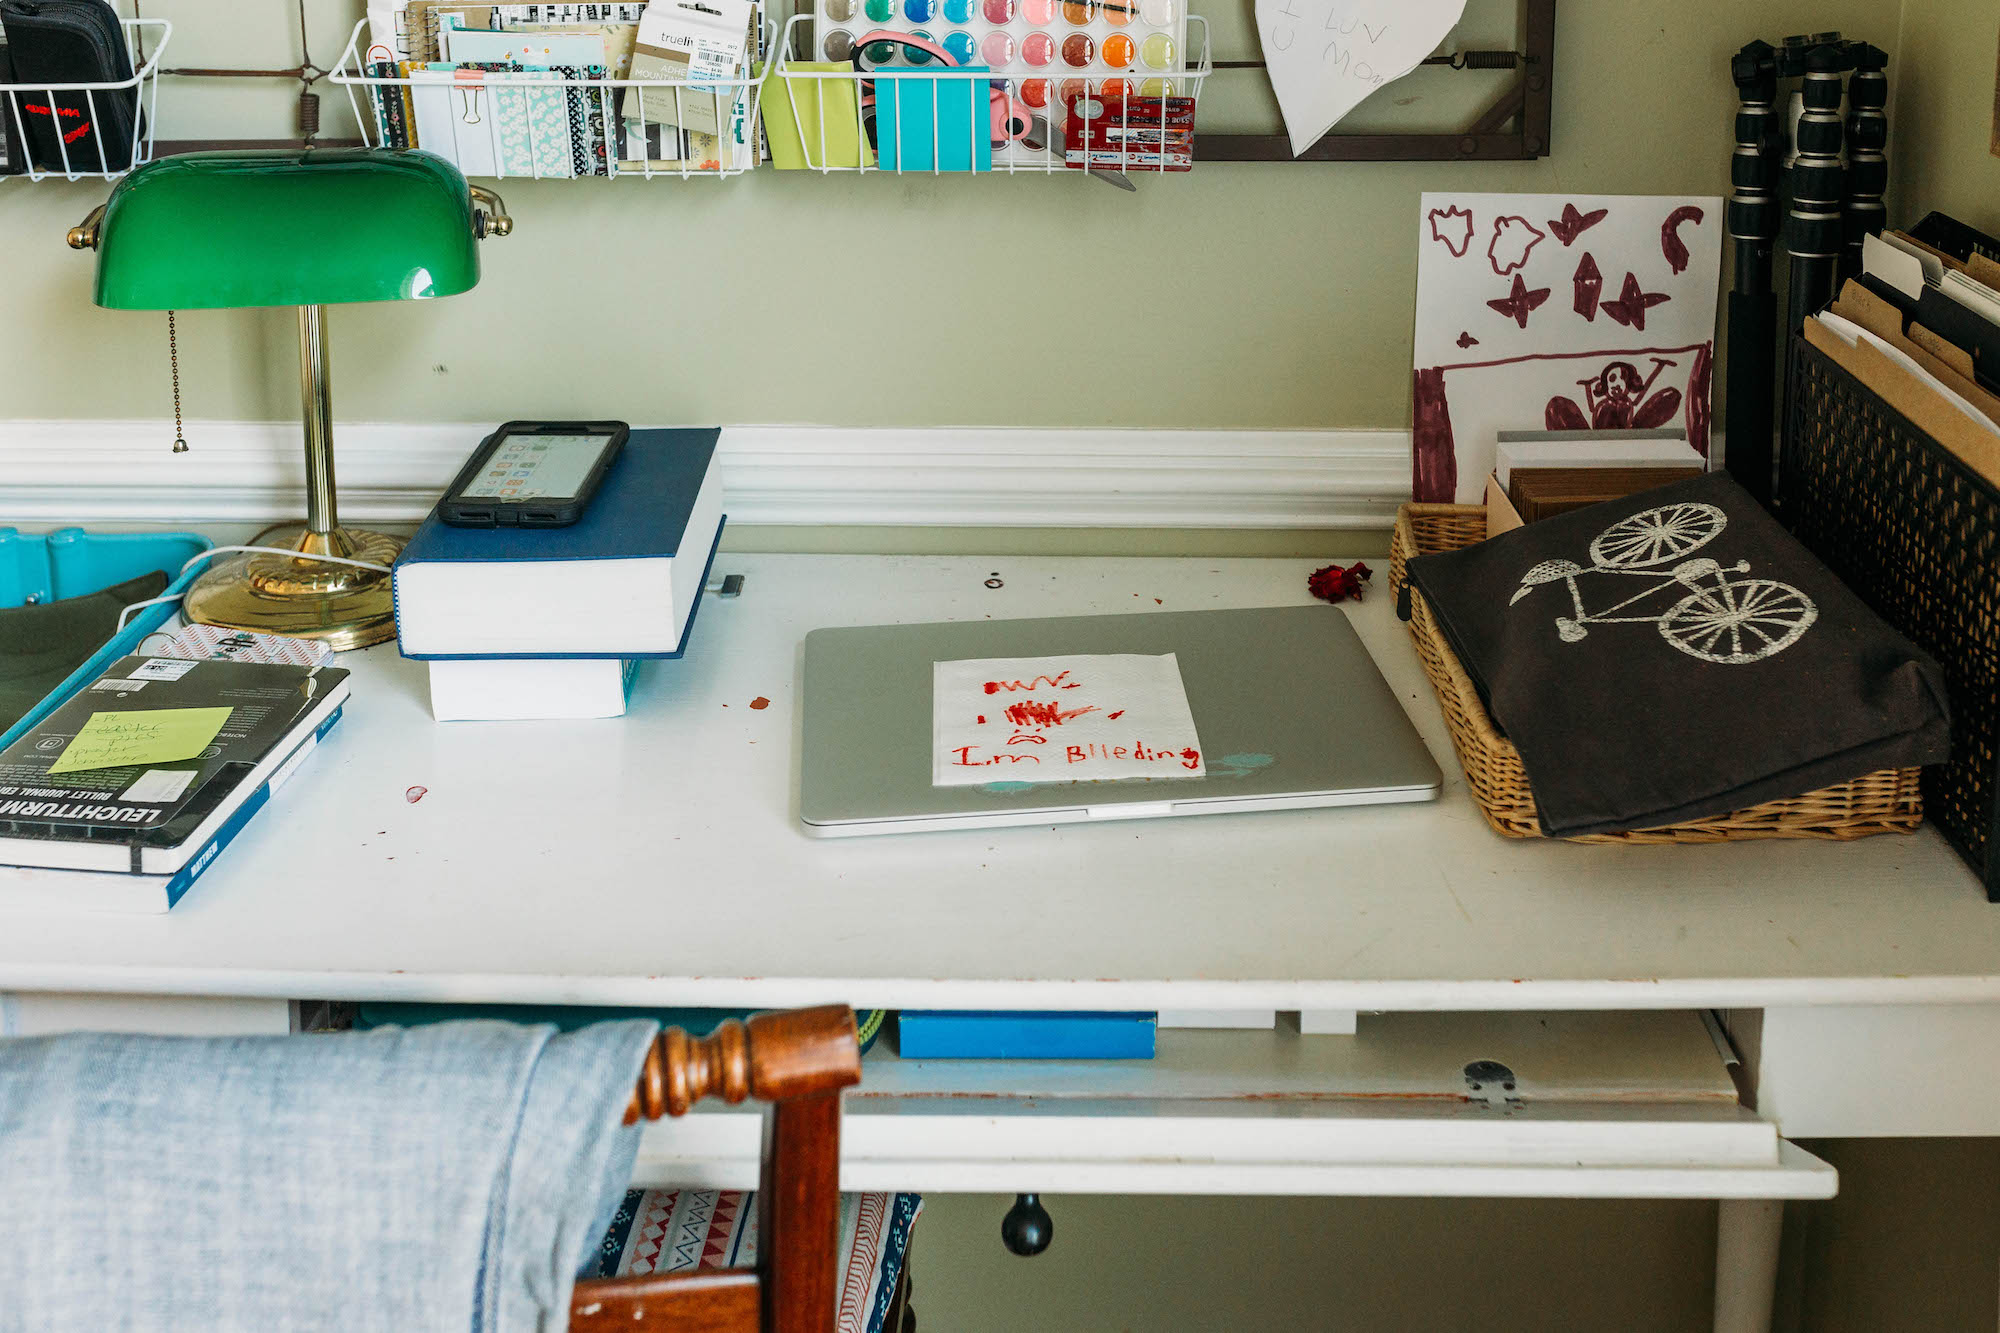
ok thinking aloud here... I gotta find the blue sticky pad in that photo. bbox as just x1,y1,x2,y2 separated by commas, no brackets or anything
896,1010,1156,1059
874,66,992,174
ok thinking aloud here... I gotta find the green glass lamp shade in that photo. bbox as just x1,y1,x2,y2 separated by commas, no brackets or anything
92,148,480,310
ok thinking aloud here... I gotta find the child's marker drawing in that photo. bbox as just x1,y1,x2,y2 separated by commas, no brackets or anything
933,653,1206,788
1410,190,1722,503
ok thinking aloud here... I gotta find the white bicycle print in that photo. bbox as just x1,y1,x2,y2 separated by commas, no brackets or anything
1508,501,1818,665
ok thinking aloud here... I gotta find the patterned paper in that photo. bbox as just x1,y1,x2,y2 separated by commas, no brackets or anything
590,1189,921,1333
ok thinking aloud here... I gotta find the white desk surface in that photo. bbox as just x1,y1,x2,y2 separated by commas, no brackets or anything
2,554,1993,1012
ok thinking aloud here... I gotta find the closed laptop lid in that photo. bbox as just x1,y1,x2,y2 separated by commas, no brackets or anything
801,604,1441,835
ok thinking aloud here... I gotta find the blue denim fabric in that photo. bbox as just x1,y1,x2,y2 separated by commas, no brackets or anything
0,1019,658,1332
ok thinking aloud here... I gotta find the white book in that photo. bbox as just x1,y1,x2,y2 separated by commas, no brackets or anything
428,657,639,721
1493,437,1705,488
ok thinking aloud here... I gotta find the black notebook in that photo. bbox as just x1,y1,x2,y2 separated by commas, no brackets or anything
0,655,349,873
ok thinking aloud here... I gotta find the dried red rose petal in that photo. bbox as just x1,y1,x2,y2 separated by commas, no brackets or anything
1307,560,1373,604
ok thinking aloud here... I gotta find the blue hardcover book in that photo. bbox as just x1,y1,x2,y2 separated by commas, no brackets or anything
394,427,724,660
895,1010,1157,1059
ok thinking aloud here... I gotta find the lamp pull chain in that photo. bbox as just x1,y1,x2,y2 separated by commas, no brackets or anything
168,311,188,454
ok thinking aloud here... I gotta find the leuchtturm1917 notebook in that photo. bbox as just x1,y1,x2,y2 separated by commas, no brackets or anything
393,427,723,659
0,655,350,877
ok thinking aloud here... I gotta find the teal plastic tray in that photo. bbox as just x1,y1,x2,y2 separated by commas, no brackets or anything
0,527,213,751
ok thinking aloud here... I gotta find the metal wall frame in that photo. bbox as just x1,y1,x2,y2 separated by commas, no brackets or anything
1197,0,1554,163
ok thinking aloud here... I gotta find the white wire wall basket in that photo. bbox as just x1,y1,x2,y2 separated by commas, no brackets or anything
0,18,168,182
766,11,1208,176
329,15,773,180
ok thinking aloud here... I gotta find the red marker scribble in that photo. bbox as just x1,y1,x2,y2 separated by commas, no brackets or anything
983,671,1081,694
1004,700,1097,728
1661,204,1704,275
951,746,1041,767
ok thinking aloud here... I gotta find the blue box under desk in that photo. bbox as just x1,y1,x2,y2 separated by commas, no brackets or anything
895,1010,1157,1059
0,527,213,751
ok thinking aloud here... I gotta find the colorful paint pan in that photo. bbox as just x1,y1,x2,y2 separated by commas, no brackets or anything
808,0,1190,168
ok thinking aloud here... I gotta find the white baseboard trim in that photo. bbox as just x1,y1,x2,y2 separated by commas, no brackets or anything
0,421,1414,530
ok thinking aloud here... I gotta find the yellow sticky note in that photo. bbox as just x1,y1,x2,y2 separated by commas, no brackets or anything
47,707,233,775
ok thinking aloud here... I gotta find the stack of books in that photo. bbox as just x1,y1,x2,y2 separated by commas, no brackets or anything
0,655,351,912
393,427,725,721
1486,427,1705,530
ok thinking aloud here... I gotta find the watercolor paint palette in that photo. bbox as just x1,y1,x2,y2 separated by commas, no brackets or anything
810,0,1190,128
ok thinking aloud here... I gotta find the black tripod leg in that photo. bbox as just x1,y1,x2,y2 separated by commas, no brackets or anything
1727,289,1778,507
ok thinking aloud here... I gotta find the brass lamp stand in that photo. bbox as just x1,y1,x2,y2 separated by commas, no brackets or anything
182,304,408,651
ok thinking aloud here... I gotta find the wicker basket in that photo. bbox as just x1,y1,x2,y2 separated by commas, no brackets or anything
1388,502,1925,844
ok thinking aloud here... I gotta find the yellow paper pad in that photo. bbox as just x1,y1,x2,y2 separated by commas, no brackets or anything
47,707,233,775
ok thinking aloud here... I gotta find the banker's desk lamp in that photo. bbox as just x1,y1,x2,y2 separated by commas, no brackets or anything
67,149,512,650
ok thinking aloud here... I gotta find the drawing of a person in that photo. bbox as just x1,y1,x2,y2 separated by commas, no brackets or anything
1544,357,1682,431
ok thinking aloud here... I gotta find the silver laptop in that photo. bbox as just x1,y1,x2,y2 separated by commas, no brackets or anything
800,605,1441,837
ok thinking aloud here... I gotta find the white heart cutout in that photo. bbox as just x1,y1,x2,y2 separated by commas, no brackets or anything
1255,0,1468,156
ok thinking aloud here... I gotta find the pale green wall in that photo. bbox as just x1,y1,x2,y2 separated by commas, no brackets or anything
1893,0,2000,234
0,0,1898,431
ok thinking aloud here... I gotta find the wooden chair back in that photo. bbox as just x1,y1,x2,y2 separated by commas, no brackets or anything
570,1005,862,1333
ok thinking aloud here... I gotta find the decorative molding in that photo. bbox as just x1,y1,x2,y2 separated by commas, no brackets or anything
0,421,1414,530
